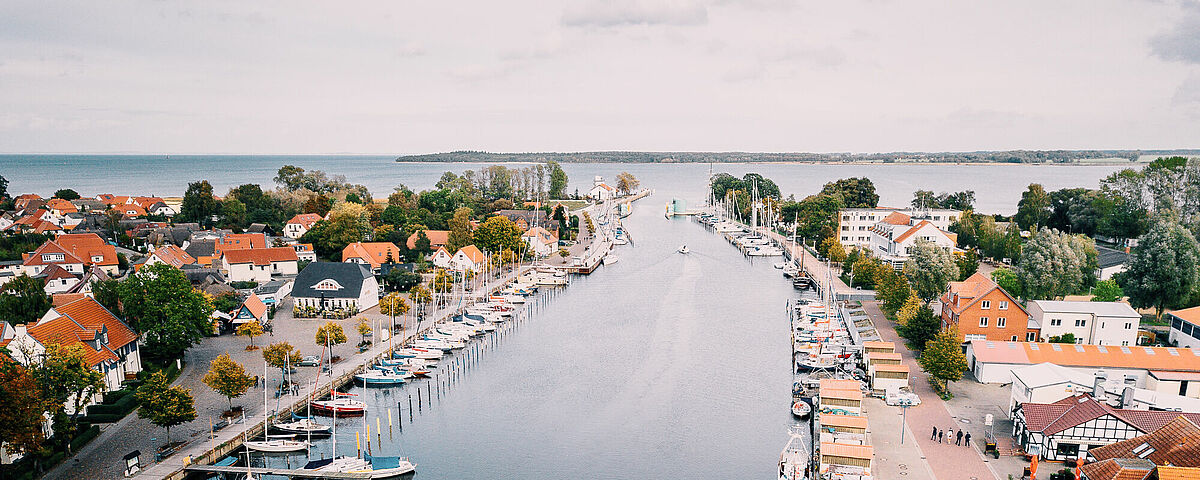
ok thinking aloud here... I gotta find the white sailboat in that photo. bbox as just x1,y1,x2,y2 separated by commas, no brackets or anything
248,362,310,452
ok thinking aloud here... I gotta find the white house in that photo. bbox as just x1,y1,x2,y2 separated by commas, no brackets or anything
430,247,453,269
838,207,959,249
451,245,487,272
292,262,380,312
37,264,80,294
284,213,323,239
221,247,299,283
1027,300,1141,346
589,176,615,201
867,212,957,269
1167,306,1200,349
521,226,559,257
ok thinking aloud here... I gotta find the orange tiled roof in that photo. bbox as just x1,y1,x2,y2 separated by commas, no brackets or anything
456,245,487,263
131,196,165,208
51,293,87,307
23,239,84,266
46,198,78,213
150,244,196,269
57,233,119,267
53,296,138,350
820,414,870,430
287,213,323,229
1089,415,1200,467
114,203,146,217
216,233,267,254
820,442,873,460
26,315,120,367
943,272,1007,314
893,220,936,244
881,211,911,225
223,247,298,266
406,230,450,249
1157,466,1200,480
1079,458,1155,480
341,242,401,268
239,293,267,319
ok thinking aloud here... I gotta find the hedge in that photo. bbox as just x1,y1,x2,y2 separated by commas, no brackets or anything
102,389,129,404
87,393,137,416
69,425,100,451
79,413,124,424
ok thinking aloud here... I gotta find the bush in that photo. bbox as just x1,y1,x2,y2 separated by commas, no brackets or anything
102,389,129,404
69,425,100,451
230,281,259,289
87,393,137,416
80,413,124,424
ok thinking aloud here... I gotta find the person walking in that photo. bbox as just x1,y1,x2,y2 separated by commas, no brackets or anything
956,430,963,446
964,432,972,447
938,430,944,443
931,426,938,440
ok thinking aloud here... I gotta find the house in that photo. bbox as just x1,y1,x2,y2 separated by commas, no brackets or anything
341,242,402,272
252,280,293,308
1009,362,1200,414
521,226,559,257
292,262,379,313
221,247,299,283
588,176,615,201
818,378,863,416
493,210,559,233
406,230,449,250
1167,306,1200,349
231,293,268,325
22,233,120,276
35,264,80,294
112,203,146,218
451,245,488,272
818,442,873,479
184,240,218,267
144,201,175,217
45,198,78,218
1086,416,1200,472
13,194,43,210
291,243,317,262
941,272,1034,342
1028,300,1141,346
868,212,958,269
838,207,960,249
142,244,197,270
284,213,323,239
215,233,267,256
430,247,453,268
1013,394,1200,462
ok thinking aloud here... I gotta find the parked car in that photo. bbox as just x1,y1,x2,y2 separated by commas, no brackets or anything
297,355,320,367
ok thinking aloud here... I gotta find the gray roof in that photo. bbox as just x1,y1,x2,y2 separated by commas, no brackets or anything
1029,300,1140,318
184,240,216,258
254,280,288,295
292,262,372,299
1096,245,1129,269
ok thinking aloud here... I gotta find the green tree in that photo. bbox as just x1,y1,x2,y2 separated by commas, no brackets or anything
474,216,524,254
136,371,196,446
446,207,474,253
1015,183,1052,231
178,180,221,227
991,267,1023,299
356,318,372,345
878,271,913,313
903,239,959,305
955,251,980,281
432,269,454,294
379,292,410,319
53,189,80,200
0,274,52,325
615,172,640,195
120,263,214,363
0,360,51,456
202,353,254,410
315,321,348,358
301,202,372,259
221,198,247,228
895,295,923,326
898,306,941,350
912,190,938,210
383,268,421,292
33,344,106,450
262,342,302,377
91,278,122,317
1091,279,1124,302
920,326,969,392
547,161,568,199
820,177,878,208
1119,220,1200,320
791,193,844,248
1048,333,1077,344
822,237,847,264
236,321,264,349
1018,228,1095,300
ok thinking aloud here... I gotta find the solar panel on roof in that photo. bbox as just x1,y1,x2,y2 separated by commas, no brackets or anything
1193,349,1200,356
1144,347,1155,355
1051,344,1062,351
1097,345,1108,353
1074,345,1085,352
1030,343,1039,350
986,342,995,349
1169,348,1180,356
1120,346,1132,354
1008,343,1017,349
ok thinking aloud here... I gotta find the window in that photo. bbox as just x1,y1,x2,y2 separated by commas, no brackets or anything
1026,332,1037,341
1056,443,1080,458
1075,319,1087,327
1050,319,1063,327
42,253,65,262
1125,322,1133,330
1122,341,1130,346
999,301,1009,310
979,317,989,327
981,300,991,310
842,226,849,231
1010,335,1018,341
997,317,1007,328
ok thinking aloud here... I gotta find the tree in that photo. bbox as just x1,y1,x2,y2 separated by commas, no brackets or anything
912,190,938,210
991,267,1023,299
262,342,302,377
120,264,214,363
302,202,372,259
0,274,52,325
383,268,421,292
178,180,221,227
955,251,980,281
432,269,454,294
236,321,264,349
136,371,196,446
356,318,372,345
221,198,247,228
558,247,570,258
822,237,847,264
878,271,913,312
0,174,7,200
53,188,80,200
898,306,941,350
1048,333,1077,344
1120,220,1200,320
474,216,523,254
33,344,105,449
903,239,959,304
1017,228,1094,300
895,295,923,326
920,326,969,392
202,353,254,410
1091,279,1124,302
615,172,640,195
446,207,474,253
379,292,410,321
315,321,348,358
791,193,845,249
1015,183,1052,231
0,360,51,456
820,177,878,208
547,161,568,199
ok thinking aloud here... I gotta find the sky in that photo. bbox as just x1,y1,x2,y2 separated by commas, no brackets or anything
2,0,1200,154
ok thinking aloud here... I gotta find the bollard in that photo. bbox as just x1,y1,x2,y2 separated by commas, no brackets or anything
417,388,422,412
408,396,413,422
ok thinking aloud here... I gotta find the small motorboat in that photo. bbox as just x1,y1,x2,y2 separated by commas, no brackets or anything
603,255,619,265
304,454,415,478
312,393,367,416
791,401,811,418
356,369,407,387
773,262,787,269
677,245,689,254
272,417,332,435
245,437,310,453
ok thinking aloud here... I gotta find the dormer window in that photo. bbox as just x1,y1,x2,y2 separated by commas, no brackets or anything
91,255,104,263
42,253,65,262
314,279,344,291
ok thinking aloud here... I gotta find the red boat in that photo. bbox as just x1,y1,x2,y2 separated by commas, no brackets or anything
311,392,366,416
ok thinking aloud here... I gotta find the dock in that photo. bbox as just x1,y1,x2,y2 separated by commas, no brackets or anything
183,465,369,478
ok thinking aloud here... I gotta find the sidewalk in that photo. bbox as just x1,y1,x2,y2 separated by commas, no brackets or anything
862,301,1000,480
865,397,935,480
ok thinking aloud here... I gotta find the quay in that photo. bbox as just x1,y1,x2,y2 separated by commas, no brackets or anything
183,465,369,478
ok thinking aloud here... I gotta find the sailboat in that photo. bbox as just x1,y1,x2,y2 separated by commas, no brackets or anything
677,245,689,254
272,355,332,436
247,362,310,452
301,386,416,478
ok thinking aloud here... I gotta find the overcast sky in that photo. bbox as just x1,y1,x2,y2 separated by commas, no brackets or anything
2,0,1200,154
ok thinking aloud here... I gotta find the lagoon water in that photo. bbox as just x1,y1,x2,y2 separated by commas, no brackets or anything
0,154,1130,214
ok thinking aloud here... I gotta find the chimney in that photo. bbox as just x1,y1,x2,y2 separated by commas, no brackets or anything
1094,374,1107,401
1122,386,1135,409
14,324,26,337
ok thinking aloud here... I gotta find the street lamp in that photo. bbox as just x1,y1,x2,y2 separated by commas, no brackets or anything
899,398,913,444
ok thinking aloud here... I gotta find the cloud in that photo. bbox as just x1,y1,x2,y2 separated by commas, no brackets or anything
773,45,847,68
943,108,1032,129
1150,2,1200,63
561,0,708,27
1174,73,1200,104
395,42,426,58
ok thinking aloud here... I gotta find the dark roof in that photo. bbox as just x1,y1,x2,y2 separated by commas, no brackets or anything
379,263,416,275
1022,395,1200,436
1097,245,1130,269
293,262,373,299
246,223,271,234
1088,416,1200,466
184,240,216,258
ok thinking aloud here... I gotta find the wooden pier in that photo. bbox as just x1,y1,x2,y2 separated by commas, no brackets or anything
183,465,370,478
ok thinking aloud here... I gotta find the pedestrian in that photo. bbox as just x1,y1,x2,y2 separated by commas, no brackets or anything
938,430,944,443
956,430,963,446
931,426,938,440
964,432,972,446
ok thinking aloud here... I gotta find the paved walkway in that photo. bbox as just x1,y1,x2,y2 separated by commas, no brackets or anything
864,397,936,480
862,301,1000,480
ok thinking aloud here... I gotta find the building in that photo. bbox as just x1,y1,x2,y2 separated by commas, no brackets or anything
142,244,197,270
36,264,80,294
521,226,559,257
1027,300,1141,346
1006,362,1200,413
818,378,863,416
1086,416,1200,471
430,247,453,268
21,233,120,276
1167,306,1200,349
231,293,268,325
493,210,559,233
941,272,1034,342
838,207,960,249
451,245,488,272
215,233,267,256
10,297,141,397
292,262,380,313
1013,394,1200,462
221,247,299,283
284,213,323,239
589,176,615,201
1095,245,1130,281
406,230,449,251
341,242,402,272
